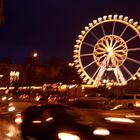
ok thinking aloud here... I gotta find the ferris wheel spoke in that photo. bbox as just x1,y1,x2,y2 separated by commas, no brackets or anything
113,44,123,51
110,37,114,48
89,31,99,41
98,55,107,64
122,64,133,77
95,51,105,55
126,34,138,43
96,47,106,52
105,39,110,48
95,57,111,83
113,57,121,65
114,49,126,53
91,67,100,79
83,41,94,47
114,67,126,84
115,53,124,59
101,24,106,36
114,68,121,83
83,61,96,69
112,40,119,49
92,57,108,82
81,53,93,57
126,57,140,65
120,25,128,37
93,54,106,65
100,42,107,49
94,66,106,85
128,47,140,52
112,22,116,35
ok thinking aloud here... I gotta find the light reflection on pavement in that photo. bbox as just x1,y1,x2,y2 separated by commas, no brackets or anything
0,101,39,140
1,101,140,140
0,102,37,140
0,117,22,140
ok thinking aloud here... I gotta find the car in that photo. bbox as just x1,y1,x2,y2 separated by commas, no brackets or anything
20,103,113,140
108,94,140,109
19,103,139,140
68,97,109,109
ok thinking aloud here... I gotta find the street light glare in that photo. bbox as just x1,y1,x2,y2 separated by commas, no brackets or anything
33,53,38,57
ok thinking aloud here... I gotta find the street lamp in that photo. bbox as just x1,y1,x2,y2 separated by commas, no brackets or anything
33,52,38,58
26,52,38,87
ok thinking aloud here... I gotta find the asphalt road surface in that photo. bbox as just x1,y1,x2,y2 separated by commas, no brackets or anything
1,101,140,140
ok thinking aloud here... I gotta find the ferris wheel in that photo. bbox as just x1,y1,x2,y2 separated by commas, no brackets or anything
73,14,140,87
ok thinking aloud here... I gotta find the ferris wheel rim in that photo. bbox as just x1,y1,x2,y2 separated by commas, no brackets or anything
73,14,140,86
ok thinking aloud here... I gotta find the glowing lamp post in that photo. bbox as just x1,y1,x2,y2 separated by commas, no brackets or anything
33,52,38,58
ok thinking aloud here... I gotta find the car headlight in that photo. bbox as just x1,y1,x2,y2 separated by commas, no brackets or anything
93,127,110,136
15,113,23,124
2,96,7,101
8,106,15,112
58,132,80,140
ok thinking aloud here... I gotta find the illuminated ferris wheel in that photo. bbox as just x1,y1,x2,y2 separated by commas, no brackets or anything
73,14,140,87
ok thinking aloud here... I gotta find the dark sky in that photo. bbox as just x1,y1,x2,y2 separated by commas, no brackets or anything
0,0,140,64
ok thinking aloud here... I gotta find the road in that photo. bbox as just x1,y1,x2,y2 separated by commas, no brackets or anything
0,117,21,140
0,101,36,140
1,101,140,140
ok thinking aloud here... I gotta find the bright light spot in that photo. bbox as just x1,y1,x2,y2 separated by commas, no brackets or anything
15,113,23,124
68,63,74,67
8,106,15,112
46,117,53,122
6,125,16,138
68,84,76,89
15,117,23,124
8,97,13,100
125,113,140,118
93,127,110,136
107,47,111,52
132,76,136,80
137,73,140,77
136,101,140,107
102,79,109,83
109,51,113,56
33,52,38,57
35,95,41,101
110,104,123,111
2,96,7,101
58,132,80,140
32,120,42,124
6,131,14,138
9,103,13,106
84,94,88,97
105,117,135,123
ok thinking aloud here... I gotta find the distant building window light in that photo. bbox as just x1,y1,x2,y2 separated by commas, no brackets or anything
10,71,20,82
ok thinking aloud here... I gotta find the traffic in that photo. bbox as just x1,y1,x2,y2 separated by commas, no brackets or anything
1,89,140,140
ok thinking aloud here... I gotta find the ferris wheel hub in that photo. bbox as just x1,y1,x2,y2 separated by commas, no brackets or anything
94,35,128,68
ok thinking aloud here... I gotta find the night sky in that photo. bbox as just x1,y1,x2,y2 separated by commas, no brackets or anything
0,0,140,64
